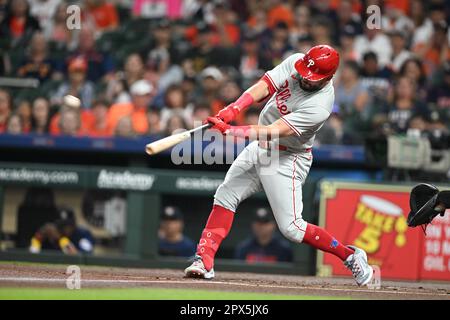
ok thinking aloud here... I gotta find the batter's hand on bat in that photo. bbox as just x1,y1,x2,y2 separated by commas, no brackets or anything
207,116,230,134
215,103,240,123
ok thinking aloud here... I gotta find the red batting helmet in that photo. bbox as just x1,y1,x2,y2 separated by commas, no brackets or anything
294,45,340,81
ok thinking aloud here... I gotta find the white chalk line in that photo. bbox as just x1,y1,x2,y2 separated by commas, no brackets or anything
0,277,448,297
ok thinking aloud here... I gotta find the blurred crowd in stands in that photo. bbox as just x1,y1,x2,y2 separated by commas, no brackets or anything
0,0,449,147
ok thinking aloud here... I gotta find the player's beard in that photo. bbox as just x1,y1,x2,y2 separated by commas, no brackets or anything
298,77,327,92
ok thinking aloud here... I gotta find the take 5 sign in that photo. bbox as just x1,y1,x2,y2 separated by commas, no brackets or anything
316,181,450,281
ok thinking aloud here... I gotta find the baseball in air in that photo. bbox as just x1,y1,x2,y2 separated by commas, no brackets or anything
63,95,81,108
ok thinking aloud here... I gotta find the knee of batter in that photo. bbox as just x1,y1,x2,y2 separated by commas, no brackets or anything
213,183,240,213
278,218,308,243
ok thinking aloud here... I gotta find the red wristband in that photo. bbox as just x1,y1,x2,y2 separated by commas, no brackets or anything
234,92,254,112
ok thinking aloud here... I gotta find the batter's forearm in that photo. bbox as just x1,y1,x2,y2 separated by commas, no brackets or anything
227,125,286,140
226,119,296,139
244,81,270,104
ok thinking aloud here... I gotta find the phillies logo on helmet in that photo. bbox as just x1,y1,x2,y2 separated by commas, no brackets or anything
307,59,315,68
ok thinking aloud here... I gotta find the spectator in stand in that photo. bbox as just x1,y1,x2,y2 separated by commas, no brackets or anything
50,94,92,135
386,76,428,134
262,21,291,68
353,25,393,68
86,100,110,137
381,1,414,35
29,207,95,255
410,0,434,52
388,30,413,73
43,2,77,50
184,22,226,73
399,57,428,101
160,84,192,131
0,0,40,47
16,31,61,82
68,27,115,82
0,89,12,133
334,0,362,44
158,206,196,258
209,1,240,47
191,102,211,127
6,113,22,134
107,80,154,135
16,99,31,133
147,107,162,134
289,4,311,47
0,0,8,23
196,66,224,109
28,0,61,33
427,60,450,111
164,114,188,136
107,53,145,104
52,57,95,109
293,33,314,58
180,75,196,104
310,16,334,46
266,0,294,29
234,207,293,264
416,20,450,76
146,18,183,101
83,0,119,35
132,0,183,20
246,7,270,38
115,116,136,138
359,51,392,95
335,61,369,118
30,97,50,134
238,31,272,89
59,108,81,136
338,25,358,62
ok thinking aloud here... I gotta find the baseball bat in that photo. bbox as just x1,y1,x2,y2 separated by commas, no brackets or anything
145,123,212,155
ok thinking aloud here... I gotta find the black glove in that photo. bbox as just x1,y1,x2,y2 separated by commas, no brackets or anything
407,183,449,228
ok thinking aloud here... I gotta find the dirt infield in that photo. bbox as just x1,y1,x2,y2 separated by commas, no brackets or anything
0,263,448,299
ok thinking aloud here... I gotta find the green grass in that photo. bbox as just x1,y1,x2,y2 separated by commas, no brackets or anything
0,287,347,300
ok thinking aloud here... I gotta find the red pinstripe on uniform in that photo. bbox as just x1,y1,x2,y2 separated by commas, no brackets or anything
291,155,306,234
281,117,302,137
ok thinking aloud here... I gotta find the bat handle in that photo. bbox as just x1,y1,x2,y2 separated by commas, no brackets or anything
188,123,212,135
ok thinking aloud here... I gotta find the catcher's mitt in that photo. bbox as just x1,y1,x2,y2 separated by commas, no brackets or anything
407,183,450,229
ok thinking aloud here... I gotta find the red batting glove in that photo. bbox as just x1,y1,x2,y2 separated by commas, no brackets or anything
215,103,240,124
207,116,230,134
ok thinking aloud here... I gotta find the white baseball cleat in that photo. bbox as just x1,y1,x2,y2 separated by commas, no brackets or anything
344,245,374,286
184,255,215,279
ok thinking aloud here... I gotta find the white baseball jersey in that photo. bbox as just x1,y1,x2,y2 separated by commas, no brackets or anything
260,53,335,151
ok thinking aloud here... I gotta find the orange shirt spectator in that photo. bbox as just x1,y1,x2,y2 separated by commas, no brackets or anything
86,100,112,137
84,0,119,32
267,3,294,29
329,0,363,14
106,80,154,135
49,110,94,136
106,102,149,135
384,0,410,15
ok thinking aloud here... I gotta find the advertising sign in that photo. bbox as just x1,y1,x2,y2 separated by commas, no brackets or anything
317,181,449,281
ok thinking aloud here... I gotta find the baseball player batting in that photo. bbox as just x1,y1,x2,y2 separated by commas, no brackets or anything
184,45,374,286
